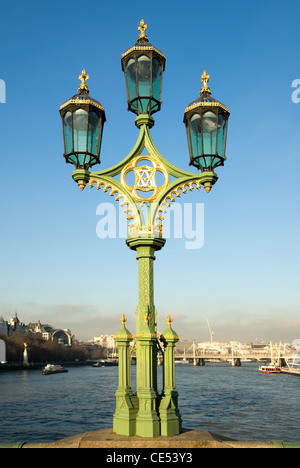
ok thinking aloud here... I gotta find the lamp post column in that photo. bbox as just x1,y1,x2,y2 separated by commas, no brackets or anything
126,236,166,437
159,316,182,436
113,315,138,436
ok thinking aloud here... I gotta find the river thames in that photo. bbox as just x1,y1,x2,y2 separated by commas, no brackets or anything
0,363,299,444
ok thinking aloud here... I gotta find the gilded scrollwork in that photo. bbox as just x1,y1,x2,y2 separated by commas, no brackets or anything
153,179,203,233
89,177,139,224
83,118,216,239
121,154,169,203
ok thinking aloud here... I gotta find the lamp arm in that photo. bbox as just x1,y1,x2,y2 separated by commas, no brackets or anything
143,124,200,179
72,121,218,236
147,171,218,228
90,125,146,178
88,173,146,227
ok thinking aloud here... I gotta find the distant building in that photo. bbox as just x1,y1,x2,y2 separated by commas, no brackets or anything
27,320,73,346
250,341,269,349
93,334,116,349
9,312,26,333
0,312,73,345
0,312,26,335
0,316,9,335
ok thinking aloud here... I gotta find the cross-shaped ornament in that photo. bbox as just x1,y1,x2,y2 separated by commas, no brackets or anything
201,70,211,94
120,314,127,326
78,69,90,91
166,315,173,327
138,19,148,41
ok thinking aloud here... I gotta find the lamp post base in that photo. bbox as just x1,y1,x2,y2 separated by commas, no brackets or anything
159,391,182,436
113,391,138,437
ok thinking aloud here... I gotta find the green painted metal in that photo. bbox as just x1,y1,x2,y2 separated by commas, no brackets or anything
159,321,182,436
0,442,25,448
72,114,218,438
113,321,138,436
135,332,160,437
126,237,165,334
126,237,165,437
72,114,218,230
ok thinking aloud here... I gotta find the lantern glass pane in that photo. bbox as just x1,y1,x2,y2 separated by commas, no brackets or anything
202,111,217,155
217,112,227,156
190,113,202,158
64,111,73,154
137,55,151,97
88,111,100,154
73,109,88,154
152,58,162,101
126,58,136,101
202,156,212,169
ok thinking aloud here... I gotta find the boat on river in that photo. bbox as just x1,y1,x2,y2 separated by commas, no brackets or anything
259,342,281,374
92,359,118,367
259,363,281,374
42,364,68,375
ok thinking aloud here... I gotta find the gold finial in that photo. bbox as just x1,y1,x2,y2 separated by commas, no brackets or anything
200,70,211,94
120,314,127,326
138,19,148,41
204,182,212,193
166,315,173,326
78,69,89,92
143,311,150,324
78,181,86,191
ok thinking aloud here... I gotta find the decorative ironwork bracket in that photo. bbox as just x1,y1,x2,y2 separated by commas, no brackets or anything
72,117,218,238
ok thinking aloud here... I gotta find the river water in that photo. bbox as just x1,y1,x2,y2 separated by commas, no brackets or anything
0,363,299,444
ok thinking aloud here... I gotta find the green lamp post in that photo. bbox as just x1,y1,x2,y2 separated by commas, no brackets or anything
59,20,230,438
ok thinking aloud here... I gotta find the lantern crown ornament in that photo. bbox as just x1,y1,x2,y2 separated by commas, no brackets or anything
78,69,90,91
59,70,106,170
183,71,230,172
121,20,166,116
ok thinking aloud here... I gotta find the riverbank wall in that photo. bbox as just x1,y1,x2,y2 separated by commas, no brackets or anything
1,428,292,449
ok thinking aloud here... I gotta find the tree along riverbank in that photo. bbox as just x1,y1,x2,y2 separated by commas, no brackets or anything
0,332,107,365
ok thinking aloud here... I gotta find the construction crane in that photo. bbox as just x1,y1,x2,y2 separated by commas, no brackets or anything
206,319,214,342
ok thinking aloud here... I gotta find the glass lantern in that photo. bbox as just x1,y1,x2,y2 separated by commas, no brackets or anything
60,70,106,170
121,20,165,116
184,71,230,172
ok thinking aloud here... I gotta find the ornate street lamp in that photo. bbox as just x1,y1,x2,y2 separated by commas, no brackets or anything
184,70,230,172
59,70,106,170
121,19,165,117
59,20,229,439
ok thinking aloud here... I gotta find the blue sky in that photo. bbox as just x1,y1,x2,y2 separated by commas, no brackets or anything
0,0,300,342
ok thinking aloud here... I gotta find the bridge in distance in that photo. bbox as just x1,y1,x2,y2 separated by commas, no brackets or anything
173,351,294,366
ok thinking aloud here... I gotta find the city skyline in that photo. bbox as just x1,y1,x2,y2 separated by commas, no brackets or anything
0,308,296,345
0,0,300,344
